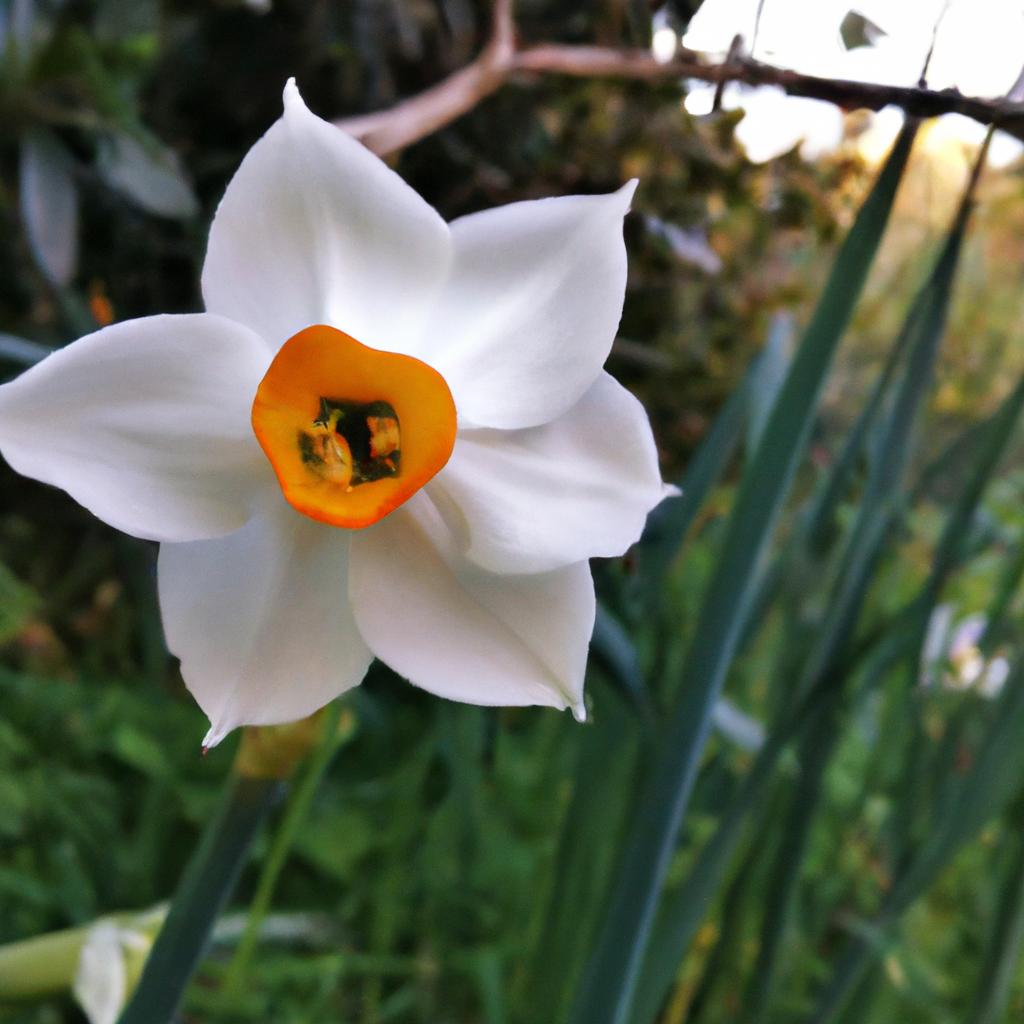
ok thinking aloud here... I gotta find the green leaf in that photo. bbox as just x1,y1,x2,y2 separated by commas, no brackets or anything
632,346,752,611
0,332,51,366
590,603,653,724
628,677,831,1024
0,0,36,56
117,774,283,1024
737,697,843,1023
19,129,79,287
745,311,794,457
811,663,1024,1024
732,132,987,1024
222,704,354,994
527,688,645,1022
919,368,1024,614
981,539,1024,653
967,802,1024,1024
568,122,918,1024
801,276,918,554
97,132,199,220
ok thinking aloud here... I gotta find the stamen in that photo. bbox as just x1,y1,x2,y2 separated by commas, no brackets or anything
299,399,401,488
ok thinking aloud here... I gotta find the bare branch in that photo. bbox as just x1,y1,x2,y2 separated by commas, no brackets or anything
335,2,1024,156
336,0,515,155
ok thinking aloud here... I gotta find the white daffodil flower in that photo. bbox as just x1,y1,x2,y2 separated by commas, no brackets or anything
0,81,674,745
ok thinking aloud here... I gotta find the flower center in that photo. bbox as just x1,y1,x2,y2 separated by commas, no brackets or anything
252,324,456,529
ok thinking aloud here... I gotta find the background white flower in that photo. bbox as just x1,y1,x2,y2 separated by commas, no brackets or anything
72,913,160,1024
0,81,673,744
920,605,1010,700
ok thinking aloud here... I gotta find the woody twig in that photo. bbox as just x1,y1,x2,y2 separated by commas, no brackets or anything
336,0,1024,156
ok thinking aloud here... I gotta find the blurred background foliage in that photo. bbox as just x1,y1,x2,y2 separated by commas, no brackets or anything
3,1,1024,1023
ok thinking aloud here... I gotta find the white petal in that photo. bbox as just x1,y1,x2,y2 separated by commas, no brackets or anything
0,313,271,542
159,497,372,745
202,80,451,355
429,372,675,574
424,182,636,429
73,922,126,1024
349,495,593,719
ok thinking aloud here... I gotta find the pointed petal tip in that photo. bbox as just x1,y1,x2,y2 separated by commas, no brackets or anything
571,699,587,723
618,178,639,207
282,77,303,112
202,721,231,750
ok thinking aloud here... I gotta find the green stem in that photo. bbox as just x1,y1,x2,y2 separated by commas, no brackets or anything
222,702,348,994
0,926,89,1000
117,774,283,1024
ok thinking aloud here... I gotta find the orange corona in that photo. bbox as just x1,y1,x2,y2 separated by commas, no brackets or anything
252,324,456,528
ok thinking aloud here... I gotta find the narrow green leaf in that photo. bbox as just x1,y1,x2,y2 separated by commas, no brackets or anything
801,275,919,553
811,663,1024,1024
0,332,51,366
636,115,978,1019
745,311,794,456
633,352,753,609
738,697,843,1023
223,704,352,994
117,774,283,1024
19,129,79,287
97,132,200,220
1,0,35,59
590,603,654,725
763,132,998,1024
683,832,767,1024
569,123,916,1024
894,677,1024,913
526,689,644,1022
981,540,1024,653
629,676,834,1024
921,369,1024,609
968,800,1024,1024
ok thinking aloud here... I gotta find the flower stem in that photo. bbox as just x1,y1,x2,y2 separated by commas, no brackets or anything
0,926,88,1000
116,774,283,1024
221,700,352,995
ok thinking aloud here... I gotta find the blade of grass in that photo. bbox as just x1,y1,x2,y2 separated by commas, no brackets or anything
526,685,646,1022
632,357,751,612
684,820,774,1024
967,797,1024,1024
981,540,1024,652
591,602,655,727
576,122,917,1024
738,697,843,1023
745,312,794,456
628,675,835,1024
117,774,283,1024
733,273,924,661
801,276,920,554
919,368,1024,613
731,365,938,1019
811,662,1024,1023
574,124,919,1024
744,136,992,1022
222,703,353,994
885,361,1024,867
0,332,51,367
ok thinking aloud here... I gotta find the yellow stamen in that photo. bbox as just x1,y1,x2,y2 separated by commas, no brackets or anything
252,325,456,529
